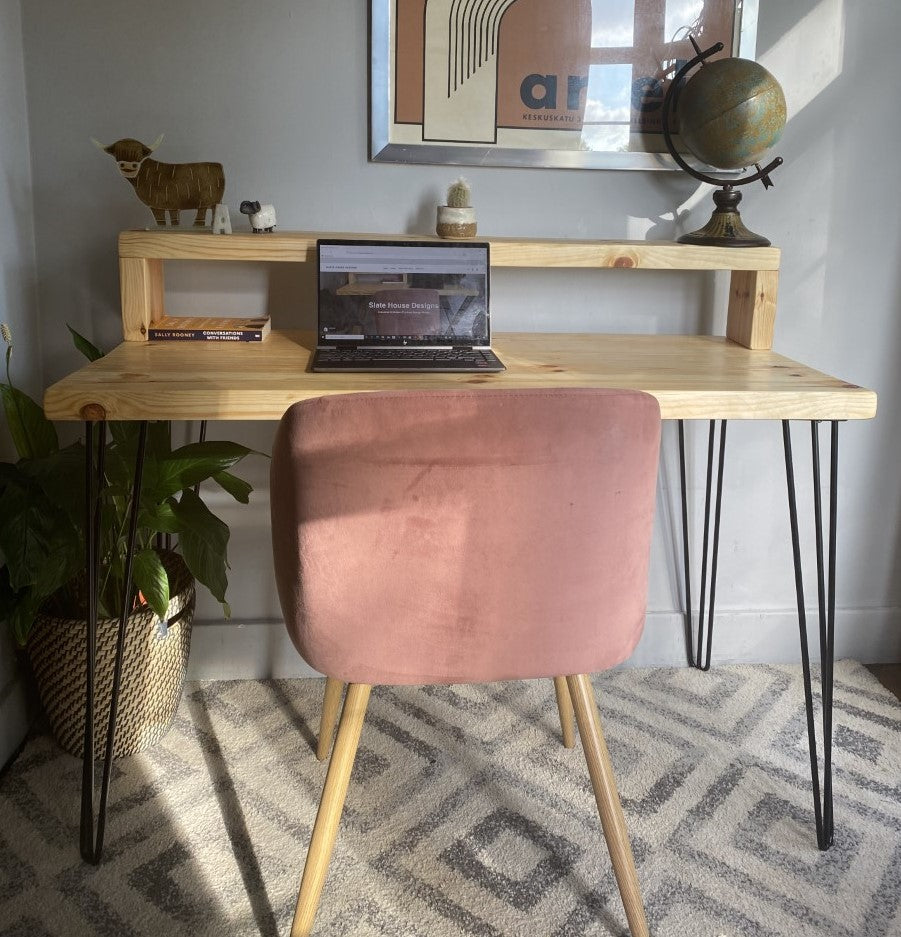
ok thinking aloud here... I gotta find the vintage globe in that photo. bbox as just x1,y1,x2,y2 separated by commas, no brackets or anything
678,58,786,170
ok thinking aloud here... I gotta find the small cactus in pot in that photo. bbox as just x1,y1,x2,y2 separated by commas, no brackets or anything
446,179,471,209
436,178,477,239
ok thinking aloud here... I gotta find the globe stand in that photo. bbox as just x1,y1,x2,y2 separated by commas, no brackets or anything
678,185,771,248
661,41,783,249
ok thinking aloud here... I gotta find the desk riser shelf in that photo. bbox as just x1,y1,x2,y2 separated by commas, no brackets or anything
117,231,780,351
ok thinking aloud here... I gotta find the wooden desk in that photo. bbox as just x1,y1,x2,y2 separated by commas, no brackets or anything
43,331,875,423
52,231,875,863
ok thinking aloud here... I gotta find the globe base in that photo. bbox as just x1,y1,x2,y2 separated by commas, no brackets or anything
678,186,771,248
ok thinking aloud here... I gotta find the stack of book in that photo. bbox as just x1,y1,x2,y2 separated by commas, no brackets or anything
148,316,271,342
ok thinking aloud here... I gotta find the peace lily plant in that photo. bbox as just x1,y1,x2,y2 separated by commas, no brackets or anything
0,322,256,646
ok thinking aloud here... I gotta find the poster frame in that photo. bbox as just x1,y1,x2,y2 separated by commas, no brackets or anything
370,0,759,170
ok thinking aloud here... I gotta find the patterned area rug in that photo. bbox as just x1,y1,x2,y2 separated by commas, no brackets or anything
1,661,899,937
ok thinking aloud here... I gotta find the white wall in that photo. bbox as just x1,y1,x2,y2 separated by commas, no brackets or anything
0,0,40,763
17,0,901,678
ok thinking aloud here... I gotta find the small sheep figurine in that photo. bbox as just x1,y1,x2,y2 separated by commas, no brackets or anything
240,200,277,233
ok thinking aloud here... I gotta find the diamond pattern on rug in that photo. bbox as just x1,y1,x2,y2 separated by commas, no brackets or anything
440,807,581,911
0,661,898,936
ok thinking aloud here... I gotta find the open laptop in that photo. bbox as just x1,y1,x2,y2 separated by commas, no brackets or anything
312,238,504,372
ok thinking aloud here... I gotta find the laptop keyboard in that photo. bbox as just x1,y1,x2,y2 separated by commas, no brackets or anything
313,348,504,371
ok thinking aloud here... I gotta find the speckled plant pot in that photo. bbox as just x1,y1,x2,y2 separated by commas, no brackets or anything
436,205,477,239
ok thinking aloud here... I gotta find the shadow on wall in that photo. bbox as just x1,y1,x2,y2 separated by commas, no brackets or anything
869,262,901,655
757,0,845,120
637,171,700,242
267,261,318,329
406,184,445,236
771,0,901,637
1,176,41,396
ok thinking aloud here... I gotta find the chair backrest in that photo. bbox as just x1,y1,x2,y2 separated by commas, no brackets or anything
271,389,661,685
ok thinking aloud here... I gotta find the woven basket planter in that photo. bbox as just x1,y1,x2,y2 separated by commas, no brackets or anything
26,552,196,759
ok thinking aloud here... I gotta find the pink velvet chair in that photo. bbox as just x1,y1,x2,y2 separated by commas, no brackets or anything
271,388,661,937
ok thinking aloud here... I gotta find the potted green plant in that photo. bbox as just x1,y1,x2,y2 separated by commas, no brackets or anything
0,323,257,756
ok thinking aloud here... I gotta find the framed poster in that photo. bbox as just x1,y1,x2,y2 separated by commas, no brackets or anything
371,0,759,170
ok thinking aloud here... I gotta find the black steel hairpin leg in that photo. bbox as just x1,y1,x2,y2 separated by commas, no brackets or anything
80,419,149,864
80,419,104,860
782,419,837,850
678,419,728,670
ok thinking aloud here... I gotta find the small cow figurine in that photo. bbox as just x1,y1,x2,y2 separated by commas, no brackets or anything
240,201,277,233
92,133,225,227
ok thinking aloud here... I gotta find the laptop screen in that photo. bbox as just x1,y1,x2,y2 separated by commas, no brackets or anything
317,239,490,347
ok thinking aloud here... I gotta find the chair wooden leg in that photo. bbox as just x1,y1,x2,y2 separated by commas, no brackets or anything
567,674,649,937
291,682,372,937
317,676,345,761
553,676,576,748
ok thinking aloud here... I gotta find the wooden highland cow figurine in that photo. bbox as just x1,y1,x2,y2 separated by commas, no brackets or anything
91,133,225,227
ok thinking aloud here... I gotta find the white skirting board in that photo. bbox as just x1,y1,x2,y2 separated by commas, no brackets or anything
185,607,901,681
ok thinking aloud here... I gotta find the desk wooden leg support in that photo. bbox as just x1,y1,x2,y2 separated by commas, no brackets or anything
678,420,728,671
783,420,838,851
80,419,148,864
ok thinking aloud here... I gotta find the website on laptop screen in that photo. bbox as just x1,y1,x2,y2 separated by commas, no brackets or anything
318,241,489,346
